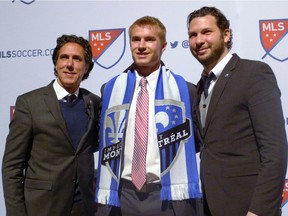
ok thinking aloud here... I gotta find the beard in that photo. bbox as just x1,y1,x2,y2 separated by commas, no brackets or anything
192,40,226,69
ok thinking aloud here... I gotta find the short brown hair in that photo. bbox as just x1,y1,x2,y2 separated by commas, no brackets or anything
128,16,167,44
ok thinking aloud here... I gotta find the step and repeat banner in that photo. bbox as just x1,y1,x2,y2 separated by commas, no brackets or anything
0,0,287,214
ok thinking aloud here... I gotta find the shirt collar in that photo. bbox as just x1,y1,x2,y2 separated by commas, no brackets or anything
202,52,233,79
53,79,79,100
135,67,160,92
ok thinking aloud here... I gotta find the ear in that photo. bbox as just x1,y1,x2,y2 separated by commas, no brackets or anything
85,64,89,73
161,42,167,52
223,29,231,43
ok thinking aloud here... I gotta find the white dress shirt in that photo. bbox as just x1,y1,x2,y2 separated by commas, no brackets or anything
121,69,161,183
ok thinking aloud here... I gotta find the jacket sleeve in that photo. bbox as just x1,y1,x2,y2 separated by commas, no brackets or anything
2,96,32,216
186,81,201,153
247,62,287,215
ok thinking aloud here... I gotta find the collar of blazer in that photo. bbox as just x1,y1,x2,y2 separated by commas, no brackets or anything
196,53,240,135
43,81,95,142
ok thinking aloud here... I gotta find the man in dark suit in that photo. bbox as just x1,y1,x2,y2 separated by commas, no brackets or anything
2,34,100,216
187,6,287,216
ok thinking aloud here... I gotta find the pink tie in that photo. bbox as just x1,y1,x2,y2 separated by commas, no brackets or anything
131,77,149,191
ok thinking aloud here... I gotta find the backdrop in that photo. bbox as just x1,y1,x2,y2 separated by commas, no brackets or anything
0,0,287,214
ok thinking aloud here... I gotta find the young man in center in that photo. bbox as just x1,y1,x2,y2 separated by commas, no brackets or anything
95,16,202,216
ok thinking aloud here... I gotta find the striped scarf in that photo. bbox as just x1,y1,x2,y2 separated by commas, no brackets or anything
95,65,201,206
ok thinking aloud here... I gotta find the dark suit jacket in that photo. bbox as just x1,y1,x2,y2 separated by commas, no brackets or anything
194,54,287,215
2,81,100,216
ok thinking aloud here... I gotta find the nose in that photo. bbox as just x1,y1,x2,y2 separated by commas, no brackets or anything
195,34,205,45
138,39,146,52
67,58,74,70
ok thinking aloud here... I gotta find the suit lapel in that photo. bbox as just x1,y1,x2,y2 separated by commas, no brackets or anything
195,79,205,139
203,54,240,136
44,82,71,143
75,90,95,152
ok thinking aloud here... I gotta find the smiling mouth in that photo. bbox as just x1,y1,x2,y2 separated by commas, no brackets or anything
136,53,148,60
197,48,208,55
64,71,76,74
137,52,148,56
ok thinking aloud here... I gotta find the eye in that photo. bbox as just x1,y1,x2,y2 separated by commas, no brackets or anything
131,36,140,42
145,37,155,42
59,54,69,59
73,56,82,61
188,33,197,39
203,30,212,35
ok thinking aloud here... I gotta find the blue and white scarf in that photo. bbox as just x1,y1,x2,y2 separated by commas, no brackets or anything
95,65,201,206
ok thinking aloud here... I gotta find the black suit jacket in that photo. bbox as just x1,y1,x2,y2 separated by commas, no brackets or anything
2,81,100,216
194,54,287,215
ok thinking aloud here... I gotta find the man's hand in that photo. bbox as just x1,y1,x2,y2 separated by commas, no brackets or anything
247,211,258,216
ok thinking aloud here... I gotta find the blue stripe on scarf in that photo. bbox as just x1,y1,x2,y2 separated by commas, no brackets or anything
96,76,119,206
123,71,136,103
96,72,137,206
108,72,136,204
158,70,201,200
154,68,172,198
173,72,202,198
96,76,119,205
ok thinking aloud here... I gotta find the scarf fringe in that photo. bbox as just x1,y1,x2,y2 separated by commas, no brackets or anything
160,183,202,200
96,188,120,207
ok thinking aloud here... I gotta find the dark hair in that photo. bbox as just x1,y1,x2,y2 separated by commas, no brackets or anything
52,34,94,80
187,6,233,49
128,16,167,44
